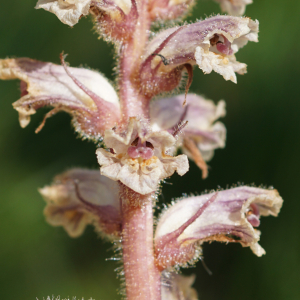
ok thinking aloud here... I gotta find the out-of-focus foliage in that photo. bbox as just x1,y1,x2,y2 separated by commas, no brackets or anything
0,0,299,299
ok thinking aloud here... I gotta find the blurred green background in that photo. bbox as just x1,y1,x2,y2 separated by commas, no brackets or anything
0,0,299,299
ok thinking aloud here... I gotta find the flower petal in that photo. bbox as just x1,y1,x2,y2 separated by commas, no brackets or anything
39,168,121,237
155,187,283,270
161,272,198,300
35,0,91,26
0,58,120,139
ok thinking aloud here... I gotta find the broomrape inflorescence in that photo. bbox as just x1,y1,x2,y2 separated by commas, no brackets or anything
1,0,283,299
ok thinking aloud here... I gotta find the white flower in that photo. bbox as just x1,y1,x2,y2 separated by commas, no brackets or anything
35,0,92,26
96,117,189,195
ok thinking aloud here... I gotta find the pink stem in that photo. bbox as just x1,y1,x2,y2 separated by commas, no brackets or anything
116,1,161,299
118,0,152,122
120,183,161,300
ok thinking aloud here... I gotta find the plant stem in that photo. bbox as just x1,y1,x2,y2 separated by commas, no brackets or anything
120,183,161,300
118,0,151,122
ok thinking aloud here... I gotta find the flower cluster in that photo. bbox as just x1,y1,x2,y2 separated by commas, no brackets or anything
1,0,283,299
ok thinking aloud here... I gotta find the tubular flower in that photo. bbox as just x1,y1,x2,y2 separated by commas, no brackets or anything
150,93,226,178
0,58,120,139
96,117,189,195
214,0,253,16
39,168,121,238
35,0,92,26
161,272,198,300
140,16,259,97
154,187,283,270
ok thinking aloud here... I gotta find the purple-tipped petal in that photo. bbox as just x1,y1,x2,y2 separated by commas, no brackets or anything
155,187,283,270
39,168,121,238
140,16,258,96
0,58,120,139
161,272,198,300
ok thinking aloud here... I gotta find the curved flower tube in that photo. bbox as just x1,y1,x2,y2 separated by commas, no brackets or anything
96,117,189,194
155,186,283,270
39,168,121,238
150,93,226,178
140,16,258,97
0,57,120,139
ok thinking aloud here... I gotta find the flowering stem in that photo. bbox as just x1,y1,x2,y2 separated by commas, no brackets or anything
118,0,151,121
120,183,161,300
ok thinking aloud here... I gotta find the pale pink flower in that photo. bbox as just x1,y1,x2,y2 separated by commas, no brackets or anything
0,58,120,139
155,187,283,270
96,117,189,194
150,93,226,178
39,168,121,238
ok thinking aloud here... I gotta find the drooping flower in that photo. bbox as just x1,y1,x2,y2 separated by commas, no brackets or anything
96,117,189,195
140,16,259,98
150,93,226,178
39,168,121,237
155,186,283,270
35,0,92,26
214,0,253,16
161,272,198,300
0,57,120,139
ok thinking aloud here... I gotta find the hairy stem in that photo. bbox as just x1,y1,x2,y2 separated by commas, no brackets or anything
118,0,151,121
120,183,161,300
